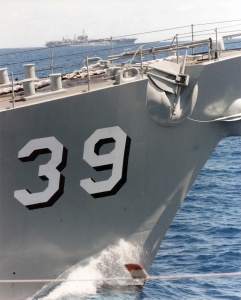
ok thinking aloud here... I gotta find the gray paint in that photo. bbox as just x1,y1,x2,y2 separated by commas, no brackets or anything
0,54,241,299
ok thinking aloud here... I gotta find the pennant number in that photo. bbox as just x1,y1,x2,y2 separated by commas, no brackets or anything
14,127,131,209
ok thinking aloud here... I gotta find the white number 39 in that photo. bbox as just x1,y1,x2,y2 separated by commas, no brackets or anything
14,126,131,209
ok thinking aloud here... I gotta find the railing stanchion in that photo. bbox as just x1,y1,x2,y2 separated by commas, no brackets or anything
176,34,179,64
50,46,54,74
110,36,113,62
191,24,194,55
208,39,211,61
215,28,219,60
86,56,90,91
140,46,143,79
11,72,15,108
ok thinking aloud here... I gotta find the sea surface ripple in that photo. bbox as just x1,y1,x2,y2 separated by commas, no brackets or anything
143,137,241,300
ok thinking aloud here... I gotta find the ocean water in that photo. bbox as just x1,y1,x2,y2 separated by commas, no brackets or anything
0,43,139,80
145,137,241,300
1,42,241,299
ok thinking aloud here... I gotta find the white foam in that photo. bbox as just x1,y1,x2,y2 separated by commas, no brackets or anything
31,239,145,300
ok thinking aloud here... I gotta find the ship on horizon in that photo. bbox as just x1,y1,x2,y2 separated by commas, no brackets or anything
45,30,137,47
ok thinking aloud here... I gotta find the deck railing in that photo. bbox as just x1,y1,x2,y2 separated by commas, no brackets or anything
1,20,241,107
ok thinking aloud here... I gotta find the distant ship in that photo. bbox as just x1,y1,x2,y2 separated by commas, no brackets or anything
45,30,137,47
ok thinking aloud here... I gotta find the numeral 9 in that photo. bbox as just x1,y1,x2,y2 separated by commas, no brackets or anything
80,126,131,197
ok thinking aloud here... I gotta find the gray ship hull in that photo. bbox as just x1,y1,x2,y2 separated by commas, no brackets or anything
1,47,241,299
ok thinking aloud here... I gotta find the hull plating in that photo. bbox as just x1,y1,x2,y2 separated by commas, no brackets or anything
1,55,241,299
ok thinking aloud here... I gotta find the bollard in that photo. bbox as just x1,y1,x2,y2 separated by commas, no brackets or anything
0,68,10,84
22,79,35,97
24,64,37,79
49,73,62,91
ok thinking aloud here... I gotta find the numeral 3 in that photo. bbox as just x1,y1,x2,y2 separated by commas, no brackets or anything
14,137,67,210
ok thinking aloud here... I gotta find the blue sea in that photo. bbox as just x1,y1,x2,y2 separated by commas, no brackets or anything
1,41,241,299
146,137,241,300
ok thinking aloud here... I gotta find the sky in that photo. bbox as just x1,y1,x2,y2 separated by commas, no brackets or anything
1,0,241,48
